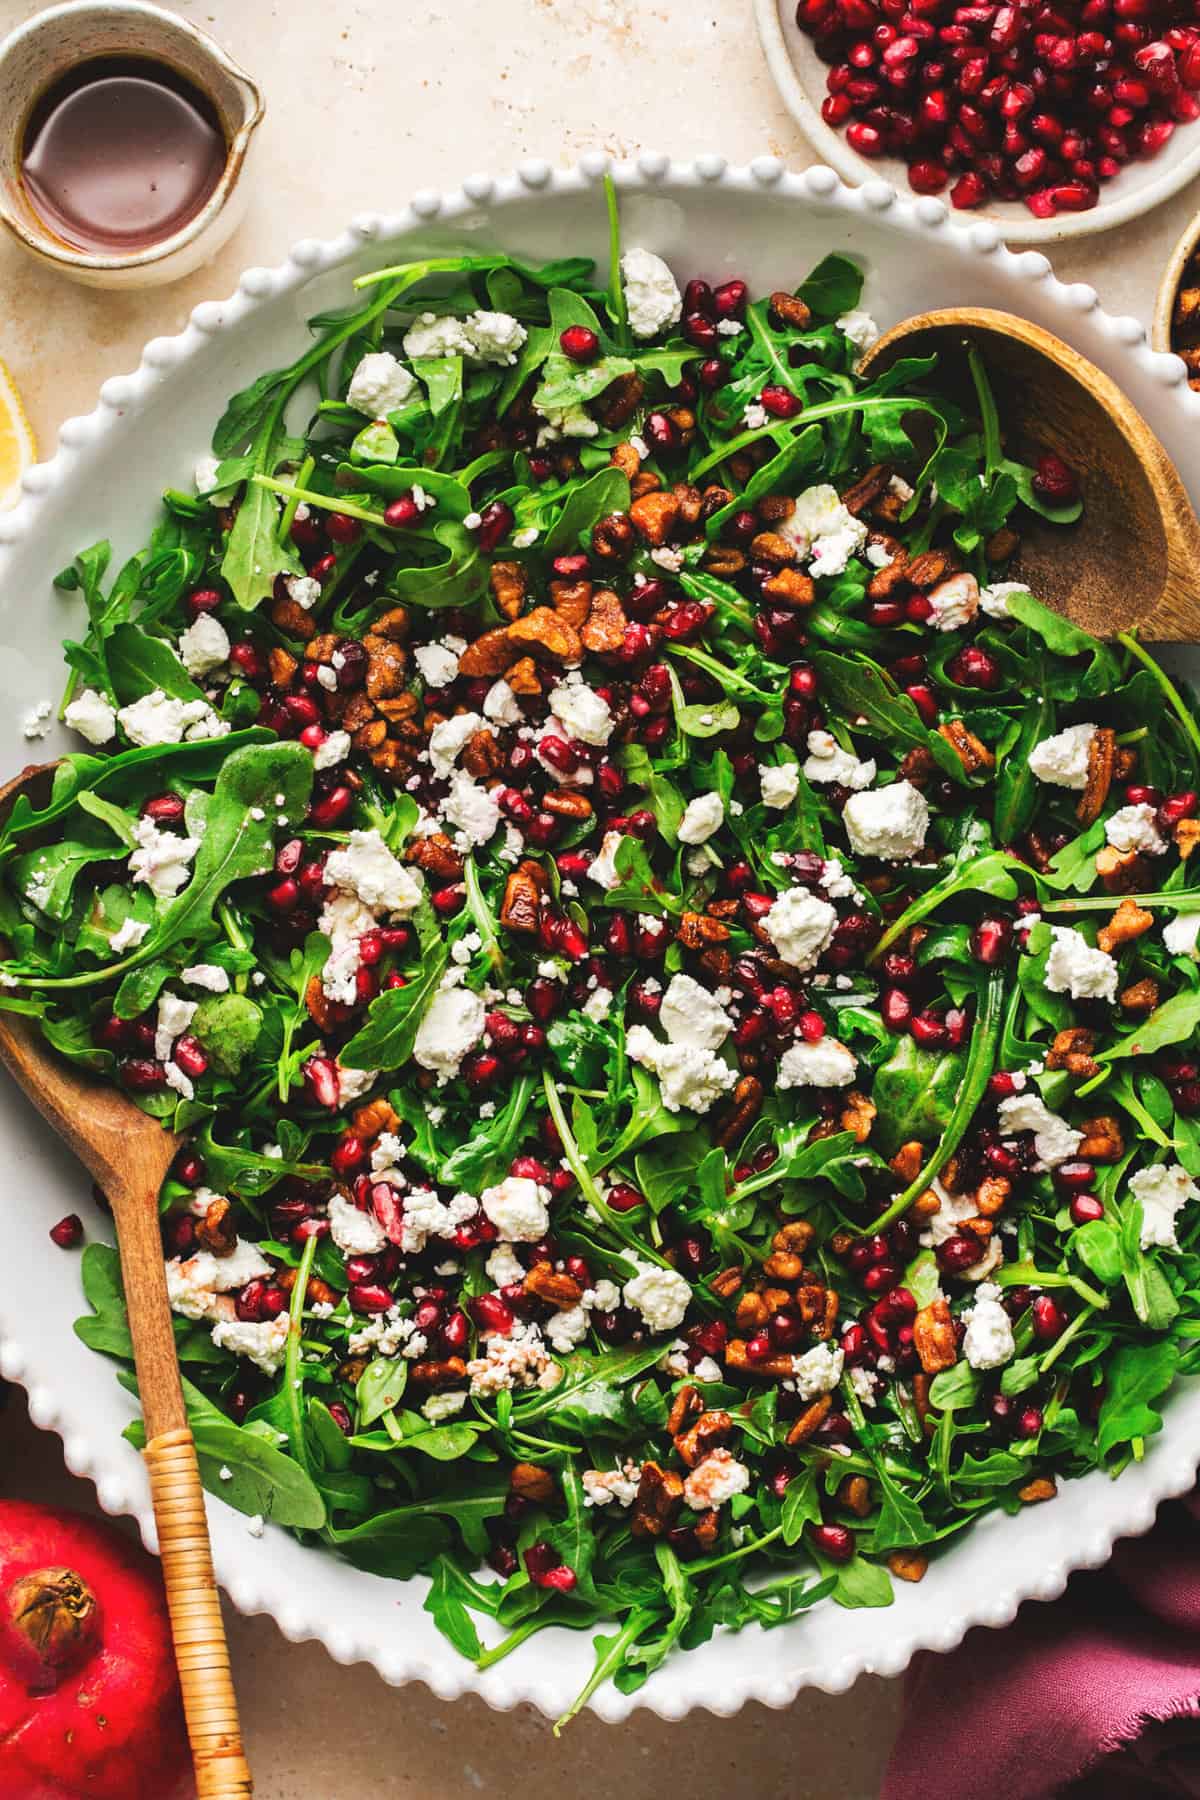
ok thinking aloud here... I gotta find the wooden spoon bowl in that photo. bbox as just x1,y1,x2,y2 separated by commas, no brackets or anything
857,307,1200,641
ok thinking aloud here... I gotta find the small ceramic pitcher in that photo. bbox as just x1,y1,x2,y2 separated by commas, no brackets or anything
0,0,263,288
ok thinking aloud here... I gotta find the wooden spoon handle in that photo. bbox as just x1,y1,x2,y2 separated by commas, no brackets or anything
144,1427,254,1798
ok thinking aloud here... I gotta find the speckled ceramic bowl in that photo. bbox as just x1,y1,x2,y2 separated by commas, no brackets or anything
2,155,1200,1721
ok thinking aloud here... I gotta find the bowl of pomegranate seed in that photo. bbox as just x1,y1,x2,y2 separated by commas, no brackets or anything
757,0,1200,242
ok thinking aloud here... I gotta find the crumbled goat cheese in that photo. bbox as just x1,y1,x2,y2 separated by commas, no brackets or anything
777,1036,857,1089
843,780,930,859
467,1320,558,1395
582,986,613,1024
118,689,228,748
660,973,733,1050
587,830,624,891
413,985,486,1083
760,763,801,809
284,573,322,611
676,791,725,845
319,888,376,1005
546,1304,590,1352
462,310,527,366
211,1315,290,1375
1045,926,1118,1002
781,483,869,579
180,962,230,992
763,888,837,971
836,309,879,350
621,247,683,340
926,571,980,632
980,580,1031,619
443,771,501,847
997,1092,1083,1167
328,1191,387,1255
962,1283,1016,1370
63,687,116,745
346,350,418,416
1028,723,1097,790
423,1390,468,1422
335,1063,377,1103
1106,803,1166,855
485,1243,526,1289
163,1061,194,1101
792,1342,844,1399
194,453,235,504
312,728,351,772
650,545,684,574
743,402,768,430
110,915,150,953
802,728,876,791
548,678,613,746
403,312,477,360
428,710,489,777
178,613,230,677
1163,912,1200,959
21,700,52,739
155,992,197,1062
625,1024,737,1115
347,1309,425,1359
414,641,461,687
129,813,201,899
1131,1163,1200,1250
483,679,521,726
623,1259,692,1332
480,1175,551,1242
324,828,423,915
683,1449,751,1510
582,1464,640,1508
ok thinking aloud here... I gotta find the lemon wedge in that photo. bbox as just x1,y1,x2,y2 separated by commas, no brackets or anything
0,359,36,511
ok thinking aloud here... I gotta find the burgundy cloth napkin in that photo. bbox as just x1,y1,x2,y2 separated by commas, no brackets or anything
883,1493,1200,1800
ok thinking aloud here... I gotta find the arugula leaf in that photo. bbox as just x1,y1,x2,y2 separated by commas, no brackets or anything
339,936,449,1069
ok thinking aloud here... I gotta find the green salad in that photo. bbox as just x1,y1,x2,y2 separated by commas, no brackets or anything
7,182,1200,1719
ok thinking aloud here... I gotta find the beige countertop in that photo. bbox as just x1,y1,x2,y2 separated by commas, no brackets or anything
1,1,1198,1794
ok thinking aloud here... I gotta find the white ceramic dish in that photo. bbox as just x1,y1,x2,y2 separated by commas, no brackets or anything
3,155,1200,1723
756,0,1200,247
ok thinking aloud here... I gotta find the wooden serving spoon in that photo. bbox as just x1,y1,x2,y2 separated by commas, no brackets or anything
857,307,1200,641
0,763,253,1798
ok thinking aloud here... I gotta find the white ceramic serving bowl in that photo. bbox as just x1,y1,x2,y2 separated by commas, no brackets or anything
756,0,1200,247
2,155,1200,1723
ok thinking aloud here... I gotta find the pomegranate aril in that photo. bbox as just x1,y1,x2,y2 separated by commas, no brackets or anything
50,1213,84,1248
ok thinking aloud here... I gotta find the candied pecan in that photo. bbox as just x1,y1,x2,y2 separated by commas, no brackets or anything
1047,1026,1100,1078
596,371,644,429
510,1463,556,1504
985,526,1019,564
195,1195,238,1256
768,290,812,330
458,625,515,678
713,1074,764,1150
507,607,583,665
773,1221,815,1256
524,1262,584,1307
700,484,734,520
591,512,636,562
763,1249,805,1283
1078,1115,1124,1163
762,568,816,608
339,692,377,734
629,490,681,547
270,597,320,640
786,1395,833,1447
305,974,339,1032
353,719,388,752
490,561,528,622
840,464,891,518
543,789,593,820
278,1266,336,1308
368,740,415,779
1176,819,1200,860
889,1141,925,1184
338,1355,370,1386
912,1372,932,1431
866,551,911,599
409,1358,467,1390
898,745,937,787
840,1090,877,1145
797,1281,837,1339
677,910,731,949
674,1409,734,1469
905,548,954,588
459,730,502,781
269,646,298,689
888,1550,929,1582
693,1509,720,1550
1097,896,1154,954
701,545,746,577
610,441,641,481
666,1385,703,1436
548,577,593,630
837,1474,872,1518
735,1291,769,1333
306,633,338,663
976,1175,1012,1218
630,1461,684,1538
724,1337,794,1378
699,946,734,985
705,897,741,922
500,866,544,935
762,1285,793,1316
630,470,662,501
749,529,797,570
756,494,795,526
581,588,629,655
1119,977,1160,1015
709,1266,744,1301
672,483,704,528
374,694,417,727
913,1298,957,1375
960,1217,993,1246
1076,726,1116,826
1024,830,1055,874
406,833,464,883
1017,1477,1057,1505
1176,286,1200,328
909,1186,942,1220
938,718,995,776
352,1097,401,1139
1095,844,1148,893
371,606,410,642
503,656,542,696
